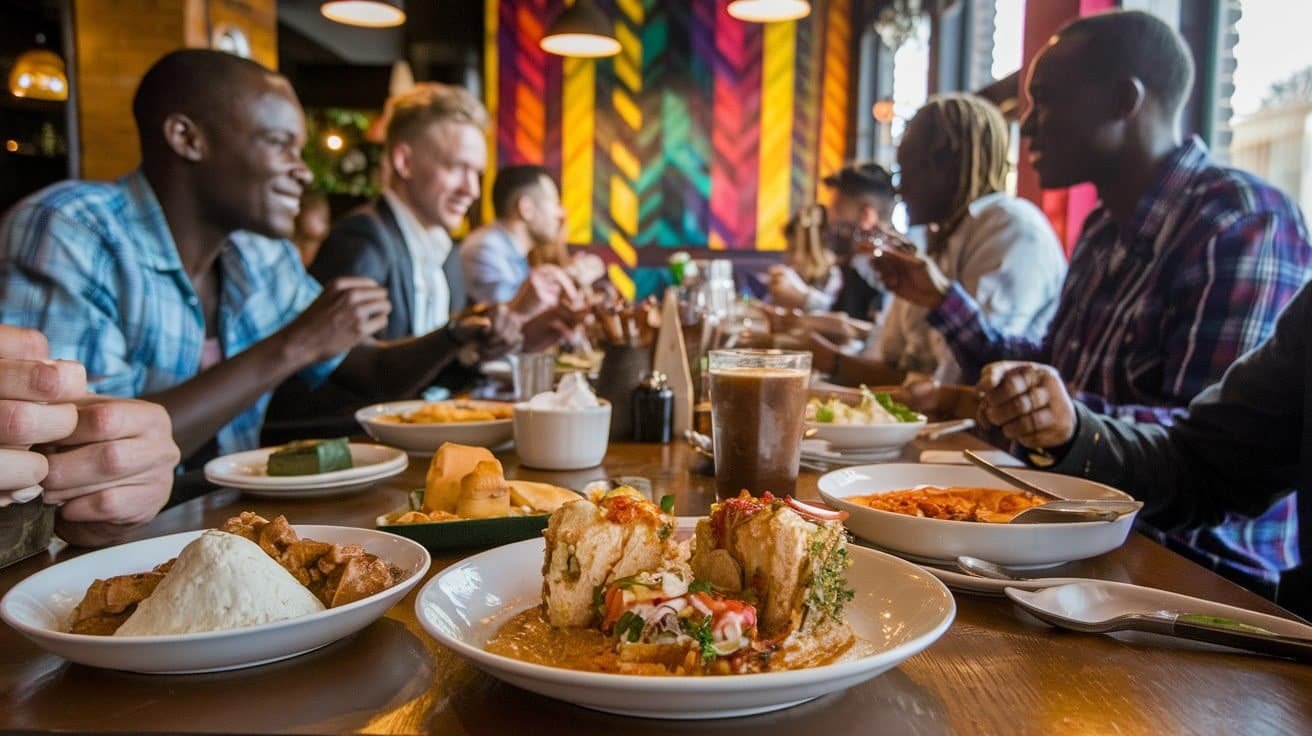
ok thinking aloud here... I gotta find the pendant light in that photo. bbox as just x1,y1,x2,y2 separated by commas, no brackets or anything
9,49,67,102
321,0,406,28
540,0,621,59
726,0,811,23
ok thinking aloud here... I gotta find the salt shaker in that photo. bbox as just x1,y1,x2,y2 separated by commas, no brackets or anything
631,371,674,443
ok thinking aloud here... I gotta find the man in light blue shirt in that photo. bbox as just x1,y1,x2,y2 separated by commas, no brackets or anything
0,50,521,467
461,165,565,304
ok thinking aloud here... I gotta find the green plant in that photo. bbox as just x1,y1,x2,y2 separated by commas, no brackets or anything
303,108,382,198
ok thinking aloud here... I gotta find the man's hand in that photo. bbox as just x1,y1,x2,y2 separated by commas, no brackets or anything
450,303,523,362
975,361,1077,449
767,266,811,310
282,277,393,363
868,245,952,310
508,265,588,352
509,265,586,321
42,398,179,547
0,327,84,501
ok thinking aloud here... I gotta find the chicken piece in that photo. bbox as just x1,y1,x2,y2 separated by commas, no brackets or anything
219,511,269,542
324,554,396,607
68,561,174,635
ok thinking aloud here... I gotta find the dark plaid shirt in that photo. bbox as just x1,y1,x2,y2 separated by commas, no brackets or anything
928,137,1312,586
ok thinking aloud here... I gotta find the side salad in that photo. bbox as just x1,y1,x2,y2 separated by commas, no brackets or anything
806,386,922,425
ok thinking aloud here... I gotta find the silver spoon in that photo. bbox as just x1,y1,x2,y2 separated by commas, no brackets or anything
960,450,1143,523
956,555,1044,581
1006,584,1312,663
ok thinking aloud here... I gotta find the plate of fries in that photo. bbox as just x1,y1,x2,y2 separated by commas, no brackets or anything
356,400,514,454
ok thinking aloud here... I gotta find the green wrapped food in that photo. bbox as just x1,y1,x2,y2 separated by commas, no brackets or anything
267,438,354,476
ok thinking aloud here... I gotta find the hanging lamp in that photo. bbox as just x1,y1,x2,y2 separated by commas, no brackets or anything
540,0,621,58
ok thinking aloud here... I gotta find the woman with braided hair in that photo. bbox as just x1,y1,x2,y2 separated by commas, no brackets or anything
872,93,1066,382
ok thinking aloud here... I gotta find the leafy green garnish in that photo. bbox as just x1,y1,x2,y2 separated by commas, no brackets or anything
658,524,673,541
593,585,606,621
814,404,835,423
867,387,920,423
688,579,713,594
660,494,676,514
615,611,645,642
807,535,855,621
681,615,717,660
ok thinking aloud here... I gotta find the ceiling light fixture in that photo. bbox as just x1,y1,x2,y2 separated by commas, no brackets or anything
540,0,621,58
320,0,405,28
8,49,68,102
726,0,811,23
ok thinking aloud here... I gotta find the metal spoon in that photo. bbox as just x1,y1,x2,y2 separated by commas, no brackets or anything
961,449,1064,501
956,555,1043,581
1006,584,1312,663
960,450,1143,523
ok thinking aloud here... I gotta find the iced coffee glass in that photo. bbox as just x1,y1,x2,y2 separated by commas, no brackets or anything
708,349,811,499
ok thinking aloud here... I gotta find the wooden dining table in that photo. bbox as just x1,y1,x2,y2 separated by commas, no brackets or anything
2,434,1309,735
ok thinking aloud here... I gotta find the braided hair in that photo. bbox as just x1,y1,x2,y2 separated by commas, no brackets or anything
914,93,1009,245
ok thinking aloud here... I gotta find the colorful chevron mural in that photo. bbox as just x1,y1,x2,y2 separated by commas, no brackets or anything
486,0,853,284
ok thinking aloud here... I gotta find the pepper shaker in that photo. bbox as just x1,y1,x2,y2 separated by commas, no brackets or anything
632,371,674,443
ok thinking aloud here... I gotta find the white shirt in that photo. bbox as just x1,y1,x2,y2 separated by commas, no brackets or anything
876,193,1067,382
383,190,452,335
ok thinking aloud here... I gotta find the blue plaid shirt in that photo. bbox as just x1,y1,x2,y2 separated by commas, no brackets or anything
928,137,1311,588
0,171,342,456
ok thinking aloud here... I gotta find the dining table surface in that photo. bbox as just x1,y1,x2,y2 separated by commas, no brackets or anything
2,432,1309,736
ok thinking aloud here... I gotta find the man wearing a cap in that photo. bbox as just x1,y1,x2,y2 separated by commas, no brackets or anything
769,163,898,319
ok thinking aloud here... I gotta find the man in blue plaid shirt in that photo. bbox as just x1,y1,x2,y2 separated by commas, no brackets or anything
0,50,522,469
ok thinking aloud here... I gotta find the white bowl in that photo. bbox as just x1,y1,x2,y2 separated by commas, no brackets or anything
805,418,926,451
0,525,429,674
203,443,408,498
818,463,1139,568
355,400,514,454
512,401,611,470
414,536,955,719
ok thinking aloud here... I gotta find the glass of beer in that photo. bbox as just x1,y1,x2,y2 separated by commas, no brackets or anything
708,349,811,499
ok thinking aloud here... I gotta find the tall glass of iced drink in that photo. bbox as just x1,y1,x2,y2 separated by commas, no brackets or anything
708,349,811,499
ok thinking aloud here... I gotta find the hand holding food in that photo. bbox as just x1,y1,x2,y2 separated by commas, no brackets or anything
868,245,952,310
976,361,1077,449
0,326,84,503
42,398,180,548
281,276,392,362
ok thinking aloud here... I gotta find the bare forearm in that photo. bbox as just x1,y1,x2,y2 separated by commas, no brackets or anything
141,332,308,458
332,328,463,400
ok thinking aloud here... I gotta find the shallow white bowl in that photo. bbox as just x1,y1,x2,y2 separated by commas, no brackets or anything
805,419,926,451
512,401,611,470
818,463,1139,568
0,525,429,674
414,536,955,719
203,443,408,498
355,400,514,453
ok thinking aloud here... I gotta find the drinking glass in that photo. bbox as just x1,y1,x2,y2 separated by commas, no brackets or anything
708,349,811,499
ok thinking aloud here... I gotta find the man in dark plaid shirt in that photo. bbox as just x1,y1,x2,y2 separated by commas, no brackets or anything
873,11,1311,605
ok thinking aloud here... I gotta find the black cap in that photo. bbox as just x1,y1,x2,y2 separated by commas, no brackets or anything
822,162,895,198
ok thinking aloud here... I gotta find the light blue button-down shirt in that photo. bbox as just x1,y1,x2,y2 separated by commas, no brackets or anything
459,223,530,305
0,170,343,455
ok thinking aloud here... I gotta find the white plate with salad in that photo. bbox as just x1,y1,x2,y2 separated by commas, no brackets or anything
805,387,927,452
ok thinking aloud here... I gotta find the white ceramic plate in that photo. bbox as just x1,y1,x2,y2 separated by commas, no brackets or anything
355,400,514,454
804,419,926,452
818,464,1139,568
414,537,955,719
0,525,430,674
801,439,901,465
203,443,408,498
